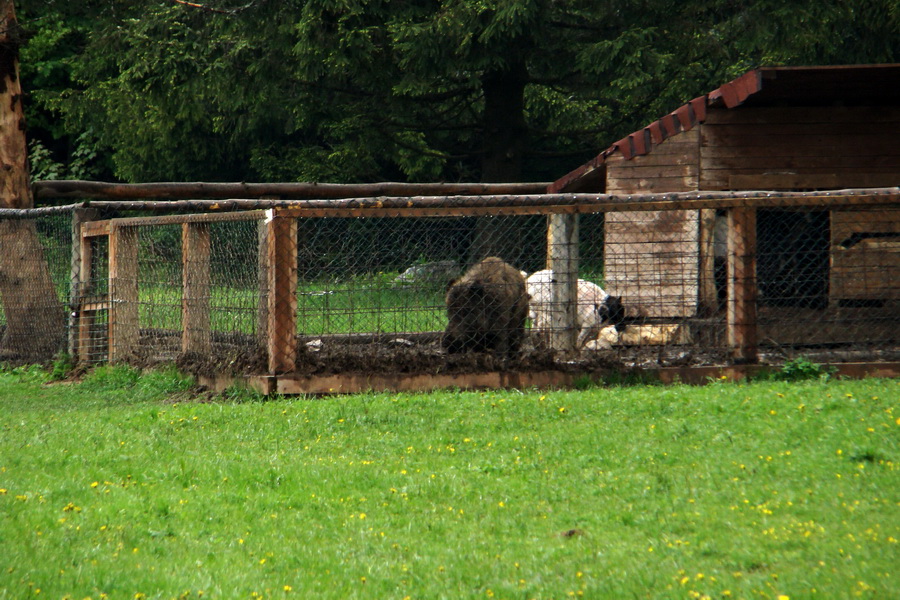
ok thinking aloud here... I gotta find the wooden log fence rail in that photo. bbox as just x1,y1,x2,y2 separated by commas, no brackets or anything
13,185,900,216
33,180,554,200
14,186,895,374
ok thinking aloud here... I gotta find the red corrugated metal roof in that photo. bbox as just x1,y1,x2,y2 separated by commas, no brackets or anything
548,64,900,193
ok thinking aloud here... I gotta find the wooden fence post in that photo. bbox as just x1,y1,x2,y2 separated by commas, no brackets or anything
75,219,96,363
108,224,139,362
697,208,719,316
182,222,211,354
546,213,579,353
257,219,269,347
70,207,98,359
265,209,298,374
727,207,758,363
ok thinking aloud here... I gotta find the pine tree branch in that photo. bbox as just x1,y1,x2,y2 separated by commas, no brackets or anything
171,0,257,15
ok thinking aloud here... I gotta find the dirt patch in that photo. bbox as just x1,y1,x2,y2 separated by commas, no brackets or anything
292,342,569,376
118,326,899,383
136,330,625,379
160,336,712,376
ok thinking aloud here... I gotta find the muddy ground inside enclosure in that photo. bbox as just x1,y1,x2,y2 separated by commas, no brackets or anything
139,328,739,380
167,335,613,379
1,318,895,379
161,341,900,384
162,333,899,380
104,303,900,379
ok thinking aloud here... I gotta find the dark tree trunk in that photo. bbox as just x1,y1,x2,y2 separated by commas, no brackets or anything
481,62,528,183
469,60,530,264
0,1,67,360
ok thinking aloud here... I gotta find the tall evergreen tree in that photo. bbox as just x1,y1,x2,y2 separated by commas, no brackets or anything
19,0,900,184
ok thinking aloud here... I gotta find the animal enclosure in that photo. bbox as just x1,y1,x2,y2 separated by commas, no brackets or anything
2,184,897,391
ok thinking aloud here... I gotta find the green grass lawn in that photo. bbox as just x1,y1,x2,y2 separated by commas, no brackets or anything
131,275,448,336
0,366,897,600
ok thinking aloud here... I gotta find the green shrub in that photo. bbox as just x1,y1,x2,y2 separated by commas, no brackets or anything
759,356,837,382
48,352,76,381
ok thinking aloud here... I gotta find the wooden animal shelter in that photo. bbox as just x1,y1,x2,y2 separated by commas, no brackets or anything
550,64,900,351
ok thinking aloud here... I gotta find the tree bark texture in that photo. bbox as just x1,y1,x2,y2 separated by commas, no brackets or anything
0,1,66,360
470,61,530,264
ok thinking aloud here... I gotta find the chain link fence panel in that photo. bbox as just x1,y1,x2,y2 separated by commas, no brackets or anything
0,213,71,363
1,193,897,375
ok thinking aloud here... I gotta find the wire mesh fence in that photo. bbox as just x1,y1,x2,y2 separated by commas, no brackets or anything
0,190,897,377
754,206,900,362
77,231,109,363
0,213,72,362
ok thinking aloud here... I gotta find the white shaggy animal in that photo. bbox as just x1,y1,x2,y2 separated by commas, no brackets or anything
526,269,626,348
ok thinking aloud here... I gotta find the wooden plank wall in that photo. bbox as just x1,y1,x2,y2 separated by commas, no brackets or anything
831,207,900,301
604,129,701,317
700,106,900,190
702,105,900,305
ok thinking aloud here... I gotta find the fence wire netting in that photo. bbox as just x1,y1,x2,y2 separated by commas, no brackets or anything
0,197,897,376
0,213,72,362
753,206,899,361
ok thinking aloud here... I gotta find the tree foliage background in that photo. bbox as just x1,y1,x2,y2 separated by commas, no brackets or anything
19,0,900,185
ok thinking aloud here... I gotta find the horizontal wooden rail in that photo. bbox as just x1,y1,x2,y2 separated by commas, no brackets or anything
6,187,899,220
80,210,265,237
33,180,553,200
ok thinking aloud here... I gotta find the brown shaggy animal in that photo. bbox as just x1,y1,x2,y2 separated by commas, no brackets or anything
442,257,529,358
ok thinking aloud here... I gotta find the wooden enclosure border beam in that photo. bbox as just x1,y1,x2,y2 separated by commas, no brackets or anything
197,362,900,396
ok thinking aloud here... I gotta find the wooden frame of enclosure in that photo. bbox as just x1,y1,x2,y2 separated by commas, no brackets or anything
68,187,899,390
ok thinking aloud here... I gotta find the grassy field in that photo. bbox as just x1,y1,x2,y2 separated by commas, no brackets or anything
132,276,449,336
0,365,897,600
